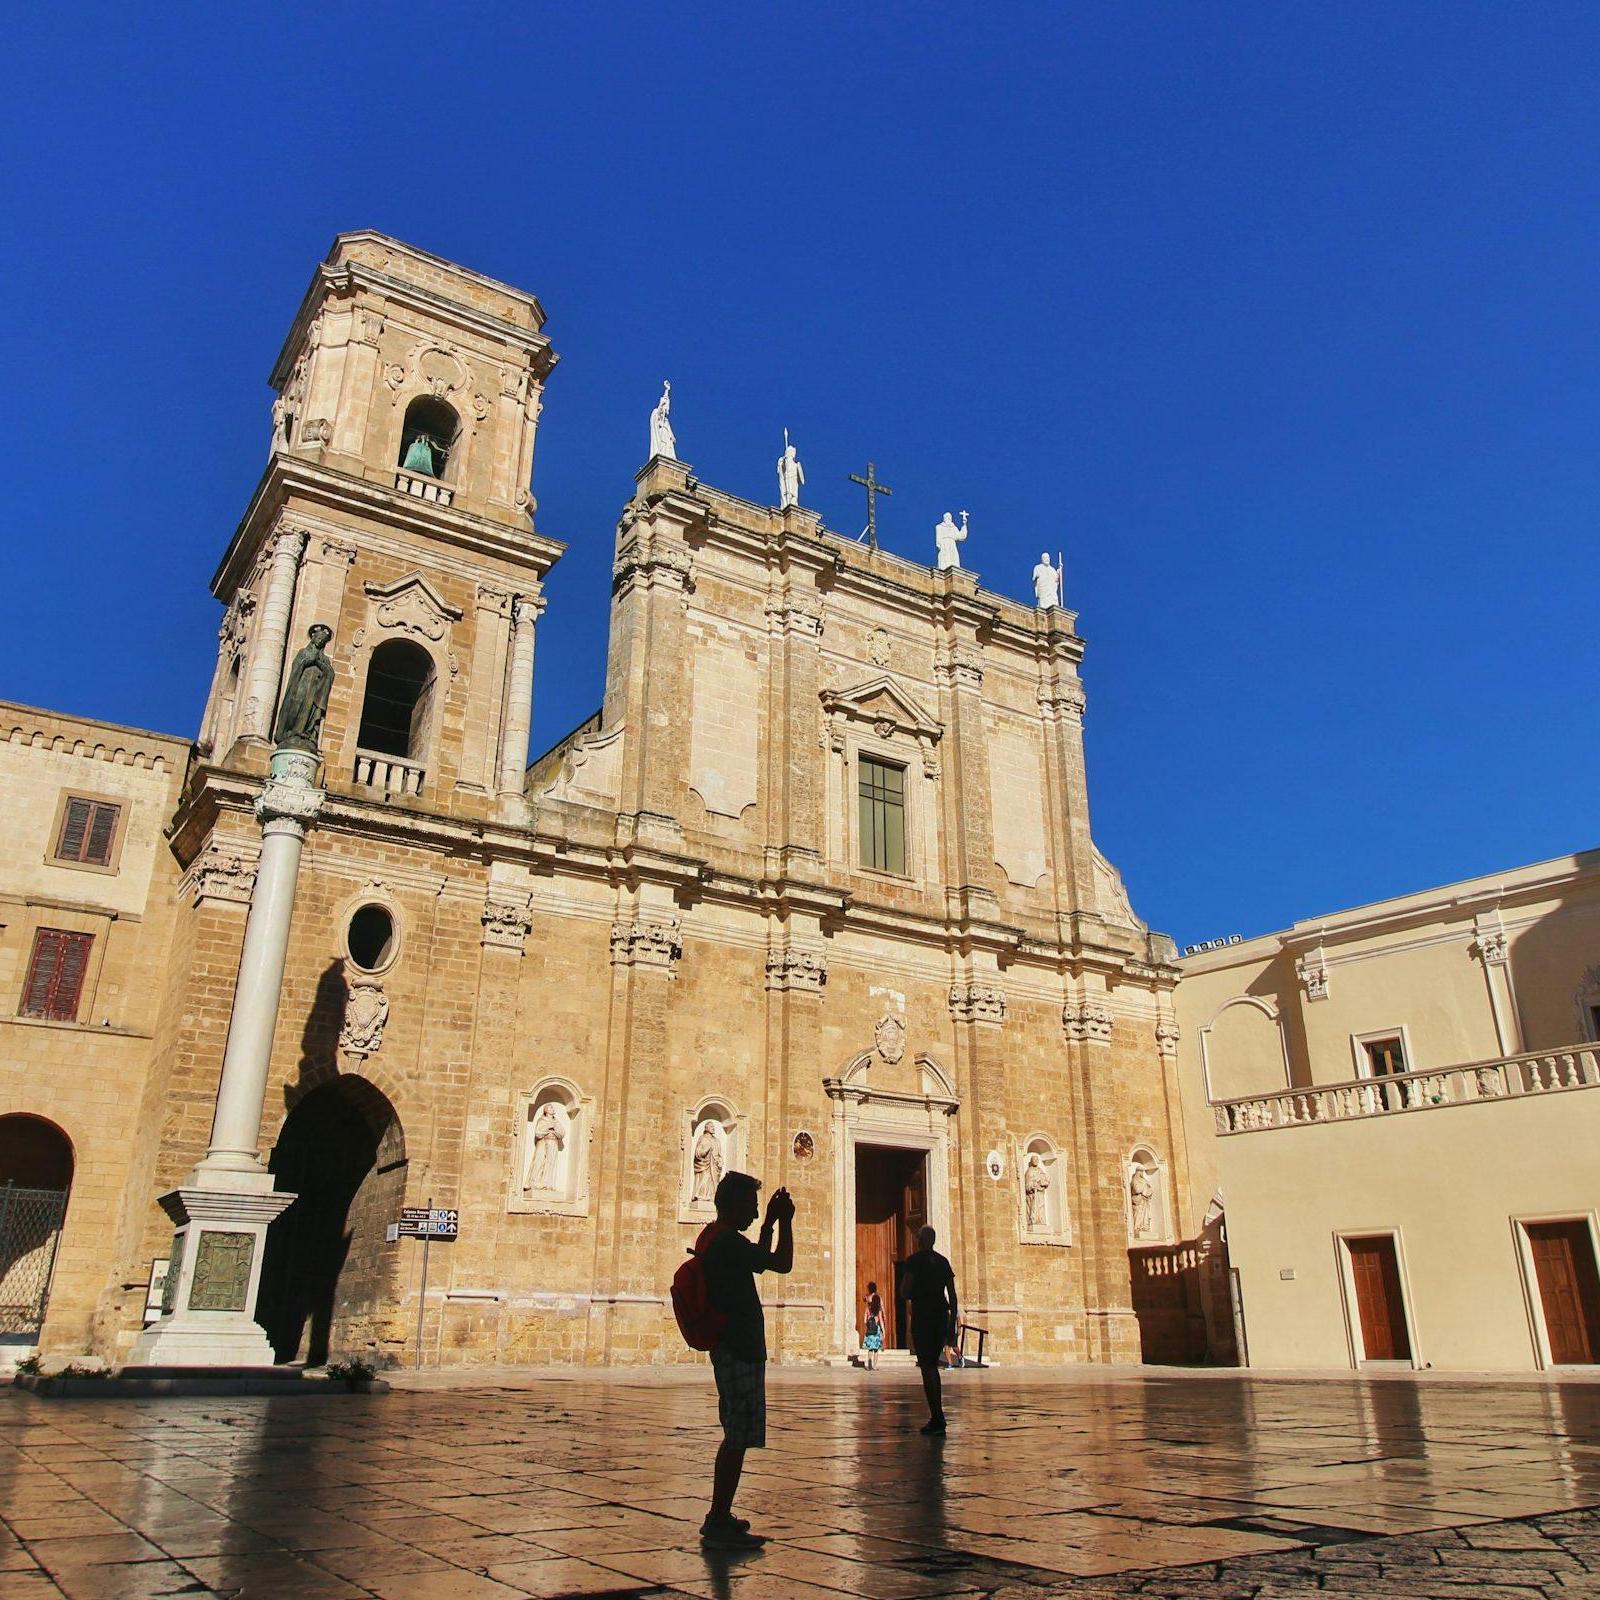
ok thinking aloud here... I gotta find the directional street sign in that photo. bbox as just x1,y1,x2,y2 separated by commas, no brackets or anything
395,1207,459,1240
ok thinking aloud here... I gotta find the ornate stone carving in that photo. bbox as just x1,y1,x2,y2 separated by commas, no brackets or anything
339,980,389,1055
1064,999,1114,1043
874,1015,907,1064
418,346,468,396
189,1231,254,1313
764,597,823,638
1155,1018,1181,1057
934,643,983,691
1473,917,1510,966
219,590,256,650
1038,679,1087,719
364,574,464,643
472,392,491,421
353,310,385,347
383,362,406,397
610,916,683,973
256,749,325,830
300,418,334,445
187,843,259,908
481,895,533,952
868,627,892,666
613,538,695,593
949,983,1007,1023
765,948,828,992
792,1130,815,1162
1296,953,1331,1002
319,540,357,568
476,583,514,617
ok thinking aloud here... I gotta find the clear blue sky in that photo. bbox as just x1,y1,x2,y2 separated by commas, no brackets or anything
5,5,1597,947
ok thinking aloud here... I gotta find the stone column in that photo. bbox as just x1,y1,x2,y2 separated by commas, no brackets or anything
240,527,308,742
128,747,324,1369
497,593,540,795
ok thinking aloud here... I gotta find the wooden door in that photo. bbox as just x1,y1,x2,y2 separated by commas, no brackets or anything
854,1146,926,1348
1347,1235,1411,1361
1528,1221,1600,1365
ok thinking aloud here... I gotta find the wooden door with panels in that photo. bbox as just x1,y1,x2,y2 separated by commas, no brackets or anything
1527,1221,1600,1365
854,1145,927,1348
1346,1235,1412,1361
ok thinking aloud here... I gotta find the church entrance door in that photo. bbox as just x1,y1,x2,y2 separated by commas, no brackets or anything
854,1144,927,1348
258,1077,406,1365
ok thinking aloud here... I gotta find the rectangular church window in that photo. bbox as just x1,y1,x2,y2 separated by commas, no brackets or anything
20,929,93,1022
53,796,122,868
858,756,906,875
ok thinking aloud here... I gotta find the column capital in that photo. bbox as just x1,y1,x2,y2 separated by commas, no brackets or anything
482,893,534,952
255,748,325,832
610,916,683,975
765,947,828,993
1064,998,1113,1043
949,982,1007,1025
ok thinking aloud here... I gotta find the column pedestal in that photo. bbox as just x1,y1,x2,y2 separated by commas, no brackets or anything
129,746,324,1368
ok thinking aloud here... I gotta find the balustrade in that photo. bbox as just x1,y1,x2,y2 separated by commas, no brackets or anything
352,750,426,800
1214,1044,1600,1135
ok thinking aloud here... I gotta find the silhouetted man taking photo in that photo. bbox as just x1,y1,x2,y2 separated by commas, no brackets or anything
699,1170,794,1547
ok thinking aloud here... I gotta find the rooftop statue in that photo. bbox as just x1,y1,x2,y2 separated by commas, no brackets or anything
649,381,677,461
777,429,805,509
1032,551,1063,610
934,511,968,571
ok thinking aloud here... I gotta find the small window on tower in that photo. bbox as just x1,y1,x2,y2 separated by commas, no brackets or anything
398,397,459,480
858,755,907,875
51,795,123,870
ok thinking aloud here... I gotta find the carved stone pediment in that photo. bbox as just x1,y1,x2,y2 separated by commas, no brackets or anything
363,573,464,643
821,676,942,743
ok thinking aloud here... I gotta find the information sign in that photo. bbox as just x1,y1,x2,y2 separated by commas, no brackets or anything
395,1207,459,1240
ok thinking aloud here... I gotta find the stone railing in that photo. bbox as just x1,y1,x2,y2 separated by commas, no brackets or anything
394,469,453,507
352,750,426,800
1214,1043,1600,1135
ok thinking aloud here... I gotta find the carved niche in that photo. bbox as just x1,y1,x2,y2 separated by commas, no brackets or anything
363,574,464,644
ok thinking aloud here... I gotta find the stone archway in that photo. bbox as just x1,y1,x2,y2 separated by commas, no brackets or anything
0,1115,73,1346
257,1076,406,1365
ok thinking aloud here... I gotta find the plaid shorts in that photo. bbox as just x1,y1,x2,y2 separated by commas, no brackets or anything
711,1347,767,1449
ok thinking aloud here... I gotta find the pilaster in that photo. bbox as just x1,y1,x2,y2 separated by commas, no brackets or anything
239,526,308,743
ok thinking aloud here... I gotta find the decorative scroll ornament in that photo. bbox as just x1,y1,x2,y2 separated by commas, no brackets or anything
1296,952,1331,1002
187,843,259,907
874,1015,907,1064
1155,1018,1181,1057
765,948,828,992
482,895,534,952
1064,999,1114,1043
949,983,1007,1024
610,916,683,973
339,980,389,1055
364,574,463,643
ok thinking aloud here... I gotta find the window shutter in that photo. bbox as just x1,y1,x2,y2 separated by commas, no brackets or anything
85,803,119,866
56,798,92,862
22,932,63,1016
21,929,92,1021
51,933,91,1020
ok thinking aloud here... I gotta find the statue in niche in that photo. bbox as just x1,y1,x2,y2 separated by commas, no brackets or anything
777,430,805,508
274,624,335,753
934,511,968,571
1129,1161,1155,1239
692,1118,724,1206
1032,551,1063,610
649,381,678,460
1023,1152,1051,1232
527,1101,567,1192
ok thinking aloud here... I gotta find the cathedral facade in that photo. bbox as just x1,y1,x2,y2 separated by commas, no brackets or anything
2,234,1205,1369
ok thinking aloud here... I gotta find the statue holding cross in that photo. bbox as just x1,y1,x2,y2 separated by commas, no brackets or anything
849,460,893,548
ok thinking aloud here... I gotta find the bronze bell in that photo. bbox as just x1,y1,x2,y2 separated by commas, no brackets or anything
402,434,437,475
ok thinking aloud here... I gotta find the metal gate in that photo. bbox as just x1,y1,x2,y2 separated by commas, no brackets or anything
0,1182,69,1338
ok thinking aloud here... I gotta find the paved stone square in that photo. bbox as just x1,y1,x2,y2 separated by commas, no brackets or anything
1,1367,1597,1599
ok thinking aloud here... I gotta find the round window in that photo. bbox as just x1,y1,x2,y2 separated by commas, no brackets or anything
347,904,396,971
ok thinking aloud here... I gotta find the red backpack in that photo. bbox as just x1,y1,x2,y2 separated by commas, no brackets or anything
671,1222,729,1351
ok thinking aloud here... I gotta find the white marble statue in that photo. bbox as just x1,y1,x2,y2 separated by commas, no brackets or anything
692,1119,724,1205
777,430,805,509
1032,551,1063,610
934,511,968,571
1024,1152,1051,1232
649,381,677,460
527,1101,566,1191
1129,1162,1155,1239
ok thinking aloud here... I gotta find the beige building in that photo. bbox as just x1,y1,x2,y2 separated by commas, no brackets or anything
2,232,1206,1370
1176,851,1600,1372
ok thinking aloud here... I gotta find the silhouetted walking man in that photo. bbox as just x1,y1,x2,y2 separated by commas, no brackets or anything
699,1171,794,1547
898,1224,958,1434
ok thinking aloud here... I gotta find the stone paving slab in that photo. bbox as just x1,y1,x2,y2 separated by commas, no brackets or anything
0,1368,1596,1597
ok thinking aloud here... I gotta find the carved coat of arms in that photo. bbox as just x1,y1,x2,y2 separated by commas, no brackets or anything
874,1015,907,1064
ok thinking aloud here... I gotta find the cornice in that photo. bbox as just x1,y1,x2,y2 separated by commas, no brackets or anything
212,459,566,598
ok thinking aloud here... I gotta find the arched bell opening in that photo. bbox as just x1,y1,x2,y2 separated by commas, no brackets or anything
356,638,437,763
258,1077,405,1366
397,396,459,480
0,1114,74,1347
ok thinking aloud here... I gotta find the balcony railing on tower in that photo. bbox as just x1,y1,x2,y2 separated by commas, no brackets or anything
1214,1043,1600,1135
352,750,426,800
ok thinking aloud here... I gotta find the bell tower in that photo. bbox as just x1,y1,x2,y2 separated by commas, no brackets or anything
196,231,563,820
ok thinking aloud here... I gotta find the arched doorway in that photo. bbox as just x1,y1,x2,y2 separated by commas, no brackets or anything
257,1077,405,1365
0,1114,74,1345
